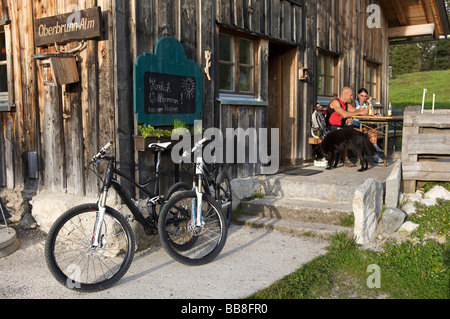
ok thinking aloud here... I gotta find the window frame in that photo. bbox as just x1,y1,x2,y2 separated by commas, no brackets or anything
0,21,13,112
218,31,256,96
317,51,338,98
365,61,380,102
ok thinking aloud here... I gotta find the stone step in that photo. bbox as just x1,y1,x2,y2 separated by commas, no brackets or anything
239,196,353,225
259,175,359,203
236,196,353,239
236,215,352,239
0,227,20,258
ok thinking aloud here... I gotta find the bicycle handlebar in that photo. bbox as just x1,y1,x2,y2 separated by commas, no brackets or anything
182,137,208,158
91,141,113,163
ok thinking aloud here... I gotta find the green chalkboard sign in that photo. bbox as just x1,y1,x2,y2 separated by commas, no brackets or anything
134,37,202,126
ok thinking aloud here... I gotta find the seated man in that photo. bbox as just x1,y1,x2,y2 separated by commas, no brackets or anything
325,87,381,166
326,87,367,131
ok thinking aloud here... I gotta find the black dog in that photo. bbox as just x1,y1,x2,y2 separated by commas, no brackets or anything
313,128,376,172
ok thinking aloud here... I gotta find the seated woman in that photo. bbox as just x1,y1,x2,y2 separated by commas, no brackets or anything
345,88,383,163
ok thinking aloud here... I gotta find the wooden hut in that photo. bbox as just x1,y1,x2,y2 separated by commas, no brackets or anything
0,0,448,198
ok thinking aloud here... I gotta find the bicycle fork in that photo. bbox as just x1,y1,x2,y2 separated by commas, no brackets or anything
191,156,204,229
92,158,114,247
92,190,107,247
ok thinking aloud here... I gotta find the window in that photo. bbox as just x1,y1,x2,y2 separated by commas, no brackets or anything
365,62,379,100
219,33,254,95
317,52,337,97
0,23,12,112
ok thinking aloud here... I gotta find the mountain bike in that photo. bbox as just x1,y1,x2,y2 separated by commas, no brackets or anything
44,140,190,292
157,138,229,266
164,138,233,226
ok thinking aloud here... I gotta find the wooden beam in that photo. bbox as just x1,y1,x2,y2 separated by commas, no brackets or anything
388,23,435,38
421,0,435,24
392,0,408,26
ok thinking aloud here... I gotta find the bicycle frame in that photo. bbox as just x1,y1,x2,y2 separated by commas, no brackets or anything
91,148,165,247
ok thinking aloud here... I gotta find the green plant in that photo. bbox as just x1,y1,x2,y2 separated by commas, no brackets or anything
339,213,355,227
137,124,171,138
422,181,450,193
408,199,449,241
327,232,357,252
241,192,264,201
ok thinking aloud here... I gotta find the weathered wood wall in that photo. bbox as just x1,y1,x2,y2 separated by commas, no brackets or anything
316,0,390,105
0,0,393,198
0,0,118,197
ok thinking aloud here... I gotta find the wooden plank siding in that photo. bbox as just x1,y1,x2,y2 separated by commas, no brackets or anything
0,0,392,197
402,106,450,193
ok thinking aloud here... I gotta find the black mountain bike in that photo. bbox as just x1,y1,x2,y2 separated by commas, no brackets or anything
44,141,192,292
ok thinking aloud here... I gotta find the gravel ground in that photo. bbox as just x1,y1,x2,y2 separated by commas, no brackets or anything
0,224,328,299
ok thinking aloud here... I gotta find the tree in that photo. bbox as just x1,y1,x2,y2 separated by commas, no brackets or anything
389,43,421,76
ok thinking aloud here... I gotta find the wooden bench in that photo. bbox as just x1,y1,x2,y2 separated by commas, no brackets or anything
308,137,323,145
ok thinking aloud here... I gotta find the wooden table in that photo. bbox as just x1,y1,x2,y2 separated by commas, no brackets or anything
352,115,403,167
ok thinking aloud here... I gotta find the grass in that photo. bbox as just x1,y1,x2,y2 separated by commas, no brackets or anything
248,189,450,299
389,69,450,110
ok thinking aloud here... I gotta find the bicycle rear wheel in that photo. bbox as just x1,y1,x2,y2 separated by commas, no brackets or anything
158,190,227,266
45,203,135,292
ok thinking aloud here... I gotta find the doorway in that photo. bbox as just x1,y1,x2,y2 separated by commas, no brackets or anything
267,42,298,166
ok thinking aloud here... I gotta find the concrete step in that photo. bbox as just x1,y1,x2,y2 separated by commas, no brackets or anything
0,227,20,258
239,196,353,225
236,196,353,239
236,215,352,239
260,175,359,203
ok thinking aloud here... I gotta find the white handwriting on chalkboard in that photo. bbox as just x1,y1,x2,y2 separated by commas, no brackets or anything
148,92,180,105
148,77,171,93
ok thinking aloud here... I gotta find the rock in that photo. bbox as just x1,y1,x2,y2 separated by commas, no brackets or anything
424,185,450,201
398,221,419,234
402,190,424,203
31,192,99,233
385,160,402,208
382,208,406,234
20,212,37,230
421,198,437,207
402,202,417,215
353,178,384,245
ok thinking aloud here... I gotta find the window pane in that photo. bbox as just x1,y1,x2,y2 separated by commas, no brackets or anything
325,77,333,96
0,33,6,61
0,65,7,92
239,39,252,65
317,55,324,74
317,76,323,95
219,64,233,90
371,67,377,83
0,32,7,93
219,34,232,62
325,57,333,76
239,66,253,92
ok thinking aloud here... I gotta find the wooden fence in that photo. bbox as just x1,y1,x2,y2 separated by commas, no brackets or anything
402,105,450,193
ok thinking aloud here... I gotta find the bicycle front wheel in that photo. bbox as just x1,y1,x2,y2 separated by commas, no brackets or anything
45,203,135,292
215,172,232,226
158,191,227,266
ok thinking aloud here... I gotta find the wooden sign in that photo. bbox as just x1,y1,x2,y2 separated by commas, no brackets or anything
34,7,102,47
134,37,202,126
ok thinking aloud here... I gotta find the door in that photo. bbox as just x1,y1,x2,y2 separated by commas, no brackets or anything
267,42,298,166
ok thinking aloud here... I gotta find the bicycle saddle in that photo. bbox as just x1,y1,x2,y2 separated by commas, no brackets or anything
148,142,172,150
